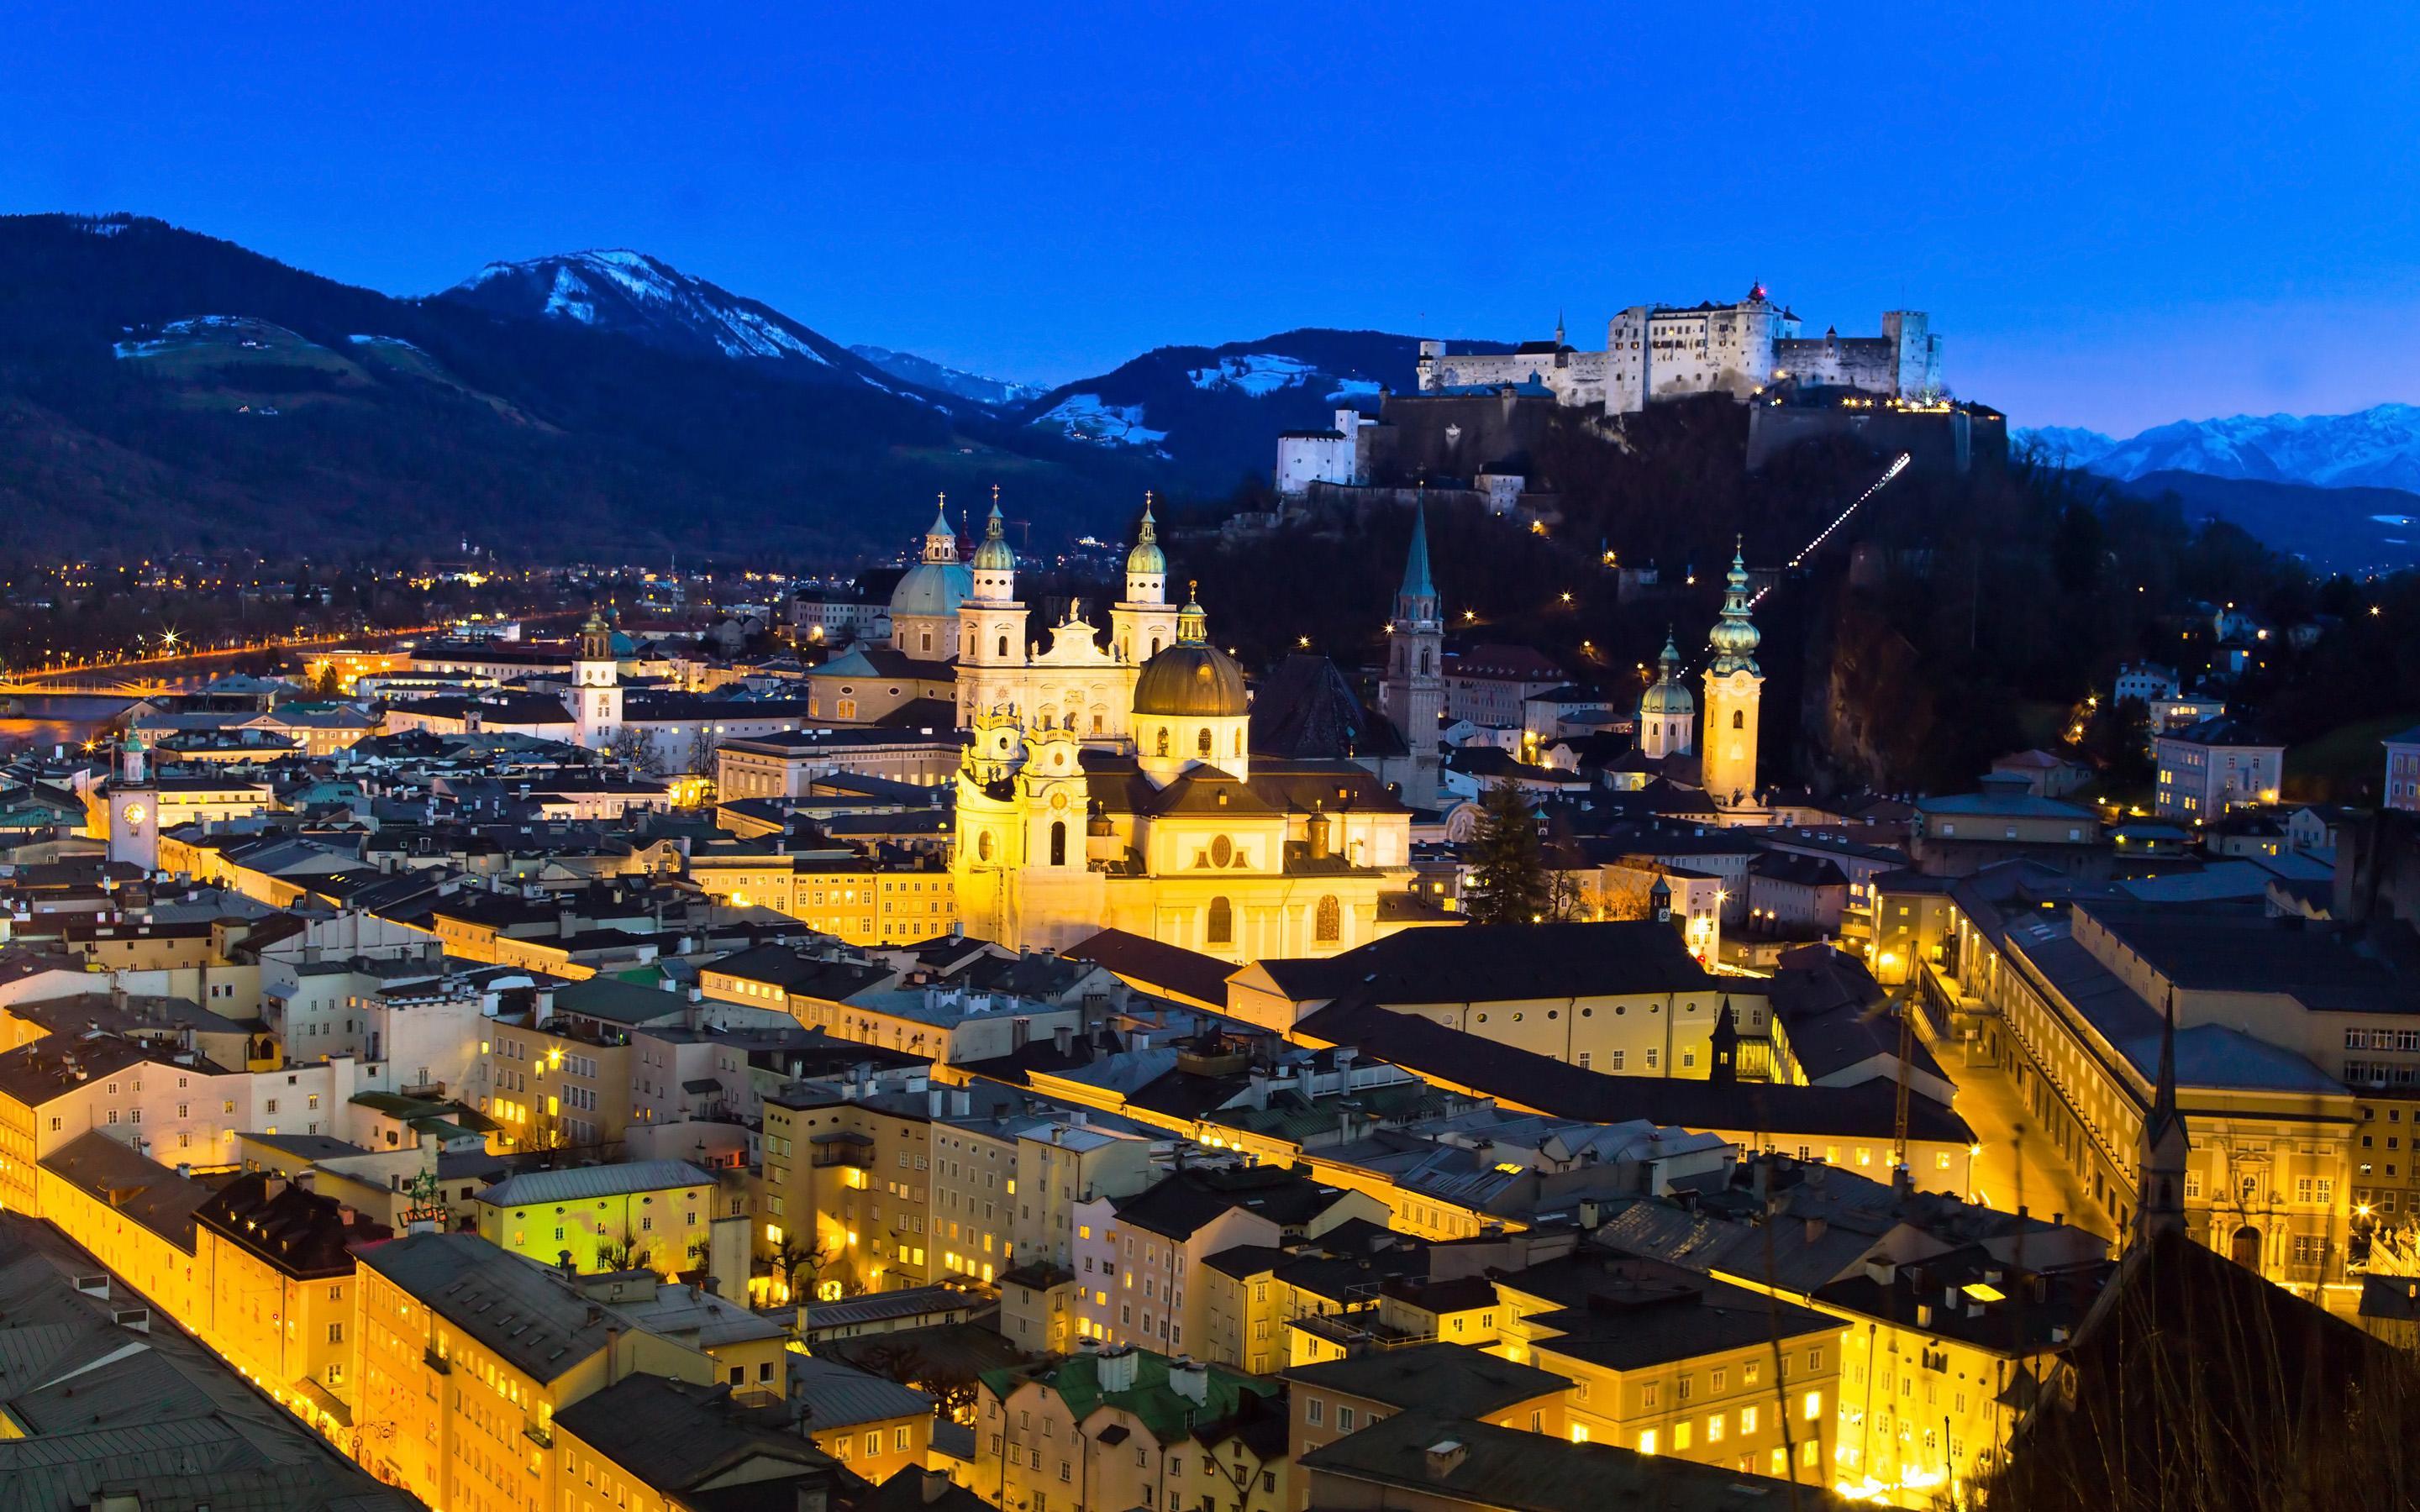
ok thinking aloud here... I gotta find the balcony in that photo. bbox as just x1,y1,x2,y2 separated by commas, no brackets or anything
424,1346,452,1374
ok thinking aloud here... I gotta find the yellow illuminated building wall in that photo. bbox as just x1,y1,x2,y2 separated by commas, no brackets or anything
476,1174,717,1275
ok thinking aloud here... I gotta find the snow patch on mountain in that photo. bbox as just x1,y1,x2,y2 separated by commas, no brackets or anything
1188,353,1322,396
544,266,597,324
849,345,1040,407
1326,379,1382,402
446,249,836,367
1039,394,1169,450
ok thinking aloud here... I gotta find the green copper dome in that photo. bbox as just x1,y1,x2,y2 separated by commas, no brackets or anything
1707,543,1761,675
971,501,1016,574
1639,628,1695,717
1126,500,1166,578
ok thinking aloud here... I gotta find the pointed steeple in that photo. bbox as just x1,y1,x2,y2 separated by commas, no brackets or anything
2135,986,2191,1243
1708,998,1739,1087
1657,625,1682,680
1399,503,1437,604
923,493,959,563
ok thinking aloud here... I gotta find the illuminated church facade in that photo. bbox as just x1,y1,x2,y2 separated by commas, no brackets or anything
950,522,1414,962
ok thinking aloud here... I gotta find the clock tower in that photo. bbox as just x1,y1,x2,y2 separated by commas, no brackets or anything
109,731,160,872
1700,542,1765,816
571,609,623,749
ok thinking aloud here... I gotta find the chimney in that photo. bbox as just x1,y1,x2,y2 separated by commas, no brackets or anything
1053,1023,1074,1057
1166,1356,1208,1404
919,1470,953,1504
1424,1440,1469,1480
1096,1344,1140,1393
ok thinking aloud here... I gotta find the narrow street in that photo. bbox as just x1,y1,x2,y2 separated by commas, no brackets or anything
1933,1030,2112,1246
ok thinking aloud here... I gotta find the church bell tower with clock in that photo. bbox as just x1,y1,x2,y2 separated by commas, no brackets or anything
109,731,160,872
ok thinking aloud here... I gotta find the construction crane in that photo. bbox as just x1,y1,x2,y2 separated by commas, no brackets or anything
1891,988,1916,1189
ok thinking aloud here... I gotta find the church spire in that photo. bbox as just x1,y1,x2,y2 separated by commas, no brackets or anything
1399,503,1437,604
923,493,959,564
2135,986,2191,1243
1707,538,1760,675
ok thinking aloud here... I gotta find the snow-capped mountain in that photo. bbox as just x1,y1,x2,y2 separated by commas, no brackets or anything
849,344,1039,407
2016,404,2420,491
441,249,940,402
1009,329,1508,487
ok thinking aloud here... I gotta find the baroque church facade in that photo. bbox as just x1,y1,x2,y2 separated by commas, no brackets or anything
950,518,1418,963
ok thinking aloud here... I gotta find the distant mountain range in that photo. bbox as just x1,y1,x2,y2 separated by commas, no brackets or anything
848,345,1043,408
0,213,1494,559
2015,405,2420,492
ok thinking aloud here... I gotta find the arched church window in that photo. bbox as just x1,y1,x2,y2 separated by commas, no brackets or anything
1151,636,1163,656
1155,727,1170,757
1092,713,1104,733
977,832,994,862
1732,710,1745,730
1207,896,1233,945
997,635,1010,659
1234,730,1243,756
1197,727,1213,757
1315,895,1341,943
1419,648,1432,675
1050,822,1066,867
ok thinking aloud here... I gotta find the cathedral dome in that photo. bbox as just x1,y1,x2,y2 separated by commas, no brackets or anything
891,560,973,618
1134,643,1248,718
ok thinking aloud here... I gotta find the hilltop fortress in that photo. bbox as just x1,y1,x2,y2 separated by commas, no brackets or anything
1415,284,1943,414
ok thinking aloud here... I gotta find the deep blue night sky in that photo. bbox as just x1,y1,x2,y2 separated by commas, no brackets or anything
3,3,2412,433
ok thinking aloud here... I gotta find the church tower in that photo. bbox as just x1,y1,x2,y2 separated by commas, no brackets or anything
1700,542,1764,813
572,608,623,749
1381,505,1444,806
1638,627,1696,759
1111,496,1181,666
2135,988,2191,1244
108,730,159,872
955,491,1028,728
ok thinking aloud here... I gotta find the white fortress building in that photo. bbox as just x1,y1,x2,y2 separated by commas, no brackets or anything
1417,286,1944,416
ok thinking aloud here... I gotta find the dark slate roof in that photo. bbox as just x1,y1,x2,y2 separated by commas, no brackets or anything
1281,1341,1570,1414
0,1034,158,1110
1292,1000,1973,1143
38,1131,209,1250
1249,655,1410,761
355,1232,618,1383
1260,920,1718,1005
1746,850,1849,889
787,1354,936,1430
1111,1163,1355,1242
1064,927,1239,1008
1506,1252,1838,1370
195,1171,390,1278
1301,1408,1858,1511
555,1373,834,1491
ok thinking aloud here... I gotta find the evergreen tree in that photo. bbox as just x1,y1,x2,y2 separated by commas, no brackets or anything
1467,780,1549,925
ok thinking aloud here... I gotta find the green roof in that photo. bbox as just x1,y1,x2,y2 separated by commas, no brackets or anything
981,1348,1276,1444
